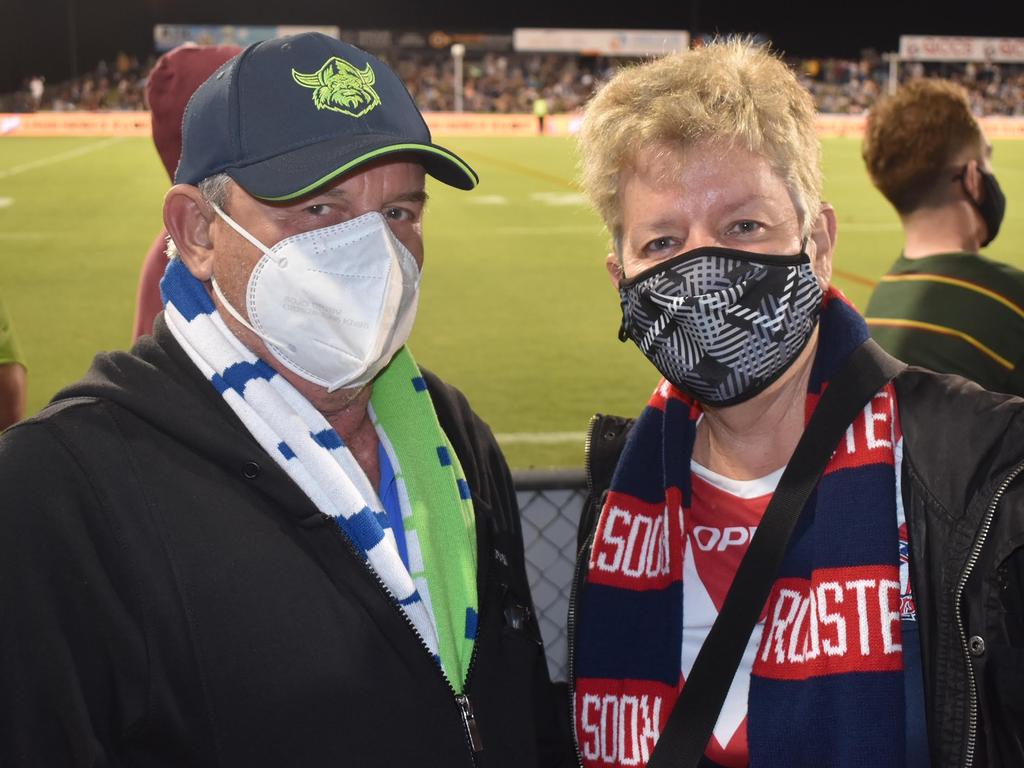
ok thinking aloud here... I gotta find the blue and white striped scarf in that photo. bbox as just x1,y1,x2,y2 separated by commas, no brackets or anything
160,257,448,669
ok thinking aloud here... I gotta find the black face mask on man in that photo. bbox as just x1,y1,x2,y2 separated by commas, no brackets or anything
959,165,1006,247
617,245,824,407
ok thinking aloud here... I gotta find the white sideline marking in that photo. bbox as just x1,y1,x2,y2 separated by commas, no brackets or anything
837,222,901,232
496,224,603,235
0,137,123,179
468,194,508,205
495,431,586,445
529,191,587,206
0,197,13,208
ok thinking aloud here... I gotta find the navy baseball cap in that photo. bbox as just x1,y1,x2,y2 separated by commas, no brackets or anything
175,32,478,199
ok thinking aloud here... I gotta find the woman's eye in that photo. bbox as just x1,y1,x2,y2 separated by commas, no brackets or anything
730,220,763,235
643,237,677,254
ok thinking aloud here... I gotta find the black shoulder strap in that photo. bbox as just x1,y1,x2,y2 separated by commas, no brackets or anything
579,413,635,553
648,339,906,768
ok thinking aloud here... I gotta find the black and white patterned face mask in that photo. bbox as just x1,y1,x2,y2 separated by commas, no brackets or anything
618,245,823,407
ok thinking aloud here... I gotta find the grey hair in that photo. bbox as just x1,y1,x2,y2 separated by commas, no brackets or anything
164,173,234,260
198,173,232,209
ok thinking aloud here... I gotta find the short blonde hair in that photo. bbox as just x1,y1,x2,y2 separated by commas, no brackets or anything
577,39,823,244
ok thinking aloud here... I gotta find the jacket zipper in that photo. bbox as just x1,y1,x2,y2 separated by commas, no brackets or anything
456,693,484,752
331,522,483,763
953,458,1024,768
583,414,600,501
568,527,596,768
567,414,603,768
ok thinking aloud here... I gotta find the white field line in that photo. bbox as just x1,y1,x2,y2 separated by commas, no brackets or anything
495,225,603,235
837,222,901,231
0,137,124,180
494,431,586,445
529,191,587,206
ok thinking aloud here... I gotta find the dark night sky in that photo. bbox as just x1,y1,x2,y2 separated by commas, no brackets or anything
2,0,1023,93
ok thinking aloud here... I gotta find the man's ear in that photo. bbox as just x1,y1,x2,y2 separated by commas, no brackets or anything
962,158,984,204
605,252,624,289
808,203,837,289
164,184,216,281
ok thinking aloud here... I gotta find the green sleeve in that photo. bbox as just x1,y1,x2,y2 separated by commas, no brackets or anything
0,296,25,368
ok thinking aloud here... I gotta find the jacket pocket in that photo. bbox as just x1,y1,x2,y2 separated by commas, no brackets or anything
984,644,1024,767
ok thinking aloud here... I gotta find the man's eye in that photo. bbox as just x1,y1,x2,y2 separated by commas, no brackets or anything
305,204,330,216
384,207,413,221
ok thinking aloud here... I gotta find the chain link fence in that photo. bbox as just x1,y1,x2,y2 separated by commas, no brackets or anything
514,469,588,683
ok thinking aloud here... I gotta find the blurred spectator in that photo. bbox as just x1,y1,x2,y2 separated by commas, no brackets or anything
27,76,44,110
532,95,548,134
132,43,242,341
0,291,27,430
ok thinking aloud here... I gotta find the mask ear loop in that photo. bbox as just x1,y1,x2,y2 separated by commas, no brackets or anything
209,202,278,261
206,203,296,353
953,163,985,212
613,259,631,343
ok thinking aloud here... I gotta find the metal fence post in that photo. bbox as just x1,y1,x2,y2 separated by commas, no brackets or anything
513,468,587,682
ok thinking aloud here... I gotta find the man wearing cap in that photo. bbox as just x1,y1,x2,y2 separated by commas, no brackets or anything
0,33,569,767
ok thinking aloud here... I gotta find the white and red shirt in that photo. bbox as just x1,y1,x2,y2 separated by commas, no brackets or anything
683,461,781,767
682,433,915,768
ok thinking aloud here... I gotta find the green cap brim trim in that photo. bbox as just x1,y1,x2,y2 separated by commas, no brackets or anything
254,143,478,201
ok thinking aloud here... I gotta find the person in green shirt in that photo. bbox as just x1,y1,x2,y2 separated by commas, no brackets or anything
532,96,548,135
0,291,26,430
861,78,1024,396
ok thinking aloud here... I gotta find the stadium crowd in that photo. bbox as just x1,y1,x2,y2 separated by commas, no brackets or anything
5,51,152,113
3,47,1023,116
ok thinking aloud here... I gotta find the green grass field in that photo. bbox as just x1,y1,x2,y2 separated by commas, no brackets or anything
1,135,1022,467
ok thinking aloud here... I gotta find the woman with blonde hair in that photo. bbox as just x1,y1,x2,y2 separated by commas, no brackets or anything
570,39,1024,768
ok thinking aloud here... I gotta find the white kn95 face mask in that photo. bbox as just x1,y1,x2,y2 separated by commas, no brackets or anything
209,203,421,392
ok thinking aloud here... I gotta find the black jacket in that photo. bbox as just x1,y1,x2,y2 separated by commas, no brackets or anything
0,319,571,768
575,362,1024,768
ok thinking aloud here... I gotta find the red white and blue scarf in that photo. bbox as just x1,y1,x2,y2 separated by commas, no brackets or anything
574,290,909,767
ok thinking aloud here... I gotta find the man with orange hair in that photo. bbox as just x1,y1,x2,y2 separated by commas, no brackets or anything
862,79,1024,396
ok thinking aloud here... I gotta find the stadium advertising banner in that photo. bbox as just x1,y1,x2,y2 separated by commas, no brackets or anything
153,25,341,52
426,113,542,136
513,28,689,57
899,35,1024,62
814,114,1024,140
0,112,151,137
